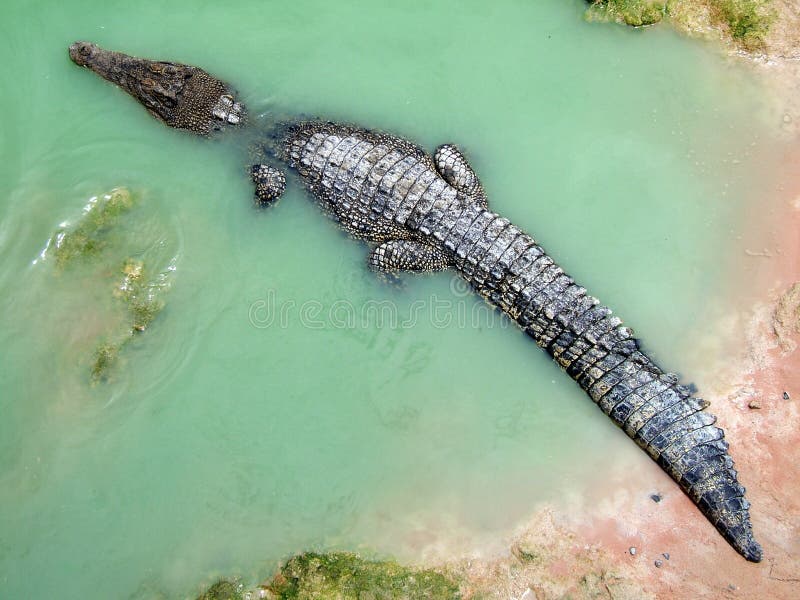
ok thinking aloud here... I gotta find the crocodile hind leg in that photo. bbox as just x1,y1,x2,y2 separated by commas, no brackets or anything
368,240,452,273
433,144,487,207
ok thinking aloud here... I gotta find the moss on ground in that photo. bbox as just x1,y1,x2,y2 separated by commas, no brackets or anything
710,0,774,49
263,552,460,599
586,0,775,49
586,0,667,27
52,187,133,267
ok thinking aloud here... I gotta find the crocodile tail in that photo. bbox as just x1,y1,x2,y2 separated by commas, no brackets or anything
640,389,763,562
437,207,761,560
500,252,763,560
569,340,763,562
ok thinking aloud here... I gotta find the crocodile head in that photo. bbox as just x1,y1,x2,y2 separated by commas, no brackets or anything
68,41,245,135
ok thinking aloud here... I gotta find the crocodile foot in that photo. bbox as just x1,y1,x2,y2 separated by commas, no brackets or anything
251,164,286,206
368,239,452,273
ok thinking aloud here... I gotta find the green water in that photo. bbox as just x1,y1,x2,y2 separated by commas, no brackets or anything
0,1,780,597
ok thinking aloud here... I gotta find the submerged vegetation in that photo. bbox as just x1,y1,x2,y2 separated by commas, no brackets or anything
50,187,133,267
585,0,776,50
195,552,461,600
90,342,120,383
90,258,169,382
197,579,245,600
129,296,164,332
42,187,174,383
116,258,166,333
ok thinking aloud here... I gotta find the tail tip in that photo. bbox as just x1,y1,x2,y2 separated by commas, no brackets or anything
740,539,763,563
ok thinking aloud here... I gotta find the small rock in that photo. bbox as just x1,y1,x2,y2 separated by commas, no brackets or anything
629,547,637,556
520,589,535,600
650,493,662,503
662,552,670,560
654,559,663,568
784,391,790,400
748,400,762,409
784,114,792,124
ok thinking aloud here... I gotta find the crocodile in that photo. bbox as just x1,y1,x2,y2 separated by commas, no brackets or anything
68,41,763,562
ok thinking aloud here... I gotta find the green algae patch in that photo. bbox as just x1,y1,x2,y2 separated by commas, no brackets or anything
586,0,775,50
197,579,245,600
265,552,461,599
89,258,171,382
586,0,667,27
710,0,774,50
90,342,121,383
39,187,177,383
115,258,166,333
129,297,164,332
50,188,133,267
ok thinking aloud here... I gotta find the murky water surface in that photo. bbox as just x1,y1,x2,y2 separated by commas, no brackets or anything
0,1,781,597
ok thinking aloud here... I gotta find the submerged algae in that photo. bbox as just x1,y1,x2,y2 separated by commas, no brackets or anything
90,342,120,383
91,258,169,382
129,297,164,332
42,189,175,382
38,187,172,382
197,579,245,600
117,258,165,333
50,188,133,267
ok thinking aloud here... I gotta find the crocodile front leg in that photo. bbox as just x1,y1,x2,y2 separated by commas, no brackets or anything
368,239,452,272
251,164,287,206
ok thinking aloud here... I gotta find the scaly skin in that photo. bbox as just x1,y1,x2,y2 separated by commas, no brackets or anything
69,41,245,135
69,43,762,562
280,122,762,562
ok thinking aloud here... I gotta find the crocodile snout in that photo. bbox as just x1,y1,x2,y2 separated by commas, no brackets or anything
69,41,98,67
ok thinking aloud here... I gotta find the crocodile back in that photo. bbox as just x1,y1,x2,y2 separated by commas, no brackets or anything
281,121,761,562
283,122,472,235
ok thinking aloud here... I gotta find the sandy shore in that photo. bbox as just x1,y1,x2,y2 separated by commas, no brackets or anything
443,19,800,600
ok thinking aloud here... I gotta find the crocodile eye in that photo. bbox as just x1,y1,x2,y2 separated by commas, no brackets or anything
79,45,91,56
149,64,163,73
163,65,177,76
142,77,155,88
